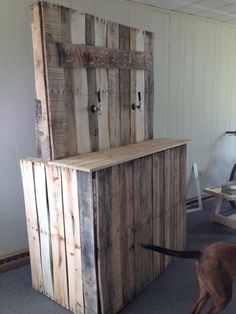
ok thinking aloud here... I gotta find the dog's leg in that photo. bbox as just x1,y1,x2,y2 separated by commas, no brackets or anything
191,266,210,314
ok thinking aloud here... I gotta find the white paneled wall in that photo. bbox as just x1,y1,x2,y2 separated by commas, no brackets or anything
1,0,236,256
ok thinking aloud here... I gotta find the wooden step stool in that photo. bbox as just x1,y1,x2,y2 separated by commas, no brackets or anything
204,182,236,229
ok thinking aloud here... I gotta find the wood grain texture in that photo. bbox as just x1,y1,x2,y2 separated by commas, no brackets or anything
20,160,44,293
163,150,171,267
70,11,91,155
77,171,98,313
119,162,135,304
179,145,187,249
31,4,51,160
140,156,153,288
96,168,113,314
95,18,110,151
153,152,165,276
144,31,154,140
135,30,145,143
61,168,84,314
50,139,189,172
34,162,54,299
33,3,154,159
57,43,153,70
46,165,69,309
86,14,99,152
119,25,131,146
107,21,120,148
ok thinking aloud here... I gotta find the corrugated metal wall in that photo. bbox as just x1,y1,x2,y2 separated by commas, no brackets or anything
1,0,236,256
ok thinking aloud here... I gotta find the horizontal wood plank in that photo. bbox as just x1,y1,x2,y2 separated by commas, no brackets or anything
49,139,189,172
57,43,153,71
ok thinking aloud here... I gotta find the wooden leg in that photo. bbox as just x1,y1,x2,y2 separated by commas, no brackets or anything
210,196,223,223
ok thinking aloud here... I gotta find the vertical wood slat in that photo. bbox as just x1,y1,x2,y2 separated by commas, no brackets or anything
179,145,187,249
95,18,110,151
144,31,154,140
135,31,145,143
77,171,98,313
140,156,153,288
130,28,137,144
153,152,165,277
119,25,131,146
46,165,69,309
20,160,44,293
107,21,120,148
34,162,54,299
133,158,142,296
70,11,91,155
61,168,84,314
174,147,181,250
61,6,77,157
120,162,135,303
86,14,99,152
31,5,51,160
41,3,70,159
163,150,171,267
96,169,113,314
169,149,175,262
110,166,123,312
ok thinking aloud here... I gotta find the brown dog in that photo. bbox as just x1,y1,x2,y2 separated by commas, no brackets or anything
142,242,236,314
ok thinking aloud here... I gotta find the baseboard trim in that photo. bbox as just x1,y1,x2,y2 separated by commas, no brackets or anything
0,250,29,273
186,194,215,210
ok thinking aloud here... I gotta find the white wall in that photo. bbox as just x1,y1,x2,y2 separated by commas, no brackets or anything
1,0,236,257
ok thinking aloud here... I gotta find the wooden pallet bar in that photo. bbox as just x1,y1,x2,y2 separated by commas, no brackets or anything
20,139,188,314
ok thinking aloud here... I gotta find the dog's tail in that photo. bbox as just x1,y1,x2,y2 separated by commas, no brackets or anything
141,244,201,260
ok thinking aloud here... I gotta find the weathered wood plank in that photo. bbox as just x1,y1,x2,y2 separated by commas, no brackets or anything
179,145,187,249
140,156,153,288
77,171,98,313
169,149,175,260
86,14,99,152
144,31,154,140
133,159,142,295
20,160,44,293
96,168,113,314
174,147,180,250
31,4,51,160
164,150,171,267
130,28,137,144
34,162,54,299
61,167,84,314
153,152,165,277
95,18,110,151
119,162,135,304
110,166,123,312
57,43,153,70
107,21,120,148
61,6,77,157
119,25,131,146
46,165,69,309
70,11,91,154
135,30,145,143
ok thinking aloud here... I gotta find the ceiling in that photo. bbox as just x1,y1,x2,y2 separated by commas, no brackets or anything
129,0,236,24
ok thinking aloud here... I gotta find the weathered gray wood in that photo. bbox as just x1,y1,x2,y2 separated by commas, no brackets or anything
119,25,131,146
86,14,99,152
96,169,113,314
179,145,187,249
144,31,154,140
77,171,98,313
57,43,153,70
107,21,120,148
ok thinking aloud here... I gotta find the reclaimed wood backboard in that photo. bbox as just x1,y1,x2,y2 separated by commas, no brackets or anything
32,1,154,160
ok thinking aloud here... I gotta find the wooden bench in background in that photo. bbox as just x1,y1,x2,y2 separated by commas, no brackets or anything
204,182,236,229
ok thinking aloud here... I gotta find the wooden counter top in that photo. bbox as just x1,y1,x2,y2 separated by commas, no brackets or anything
49,138,189,172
